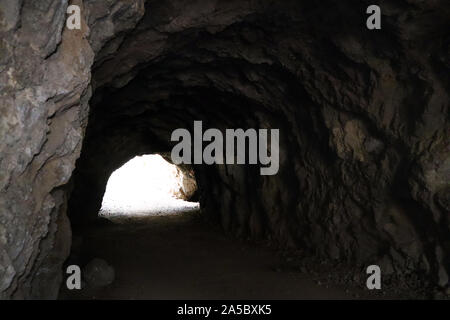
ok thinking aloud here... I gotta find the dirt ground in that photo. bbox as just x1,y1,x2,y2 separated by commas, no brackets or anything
59,210,383,300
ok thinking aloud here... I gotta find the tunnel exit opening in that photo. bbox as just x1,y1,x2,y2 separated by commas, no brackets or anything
99,154,200,221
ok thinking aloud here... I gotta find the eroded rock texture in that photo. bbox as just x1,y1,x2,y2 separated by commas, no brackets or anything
0,0,143,299
1,0,449,299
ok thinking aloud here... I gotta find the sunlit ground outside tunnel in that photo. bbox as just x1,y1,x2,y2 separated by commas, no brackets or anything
99,154,200,220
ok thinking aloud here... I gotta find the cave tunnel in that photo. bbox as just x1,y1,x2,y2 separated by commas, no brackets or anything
0,0,449,300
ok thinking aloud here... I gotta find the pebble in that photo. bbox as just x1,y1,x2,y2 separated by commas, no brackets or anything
83,258,115,288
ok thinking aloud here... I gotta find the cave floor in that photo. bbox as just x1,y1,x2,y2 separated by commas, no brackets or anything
60,211,378,300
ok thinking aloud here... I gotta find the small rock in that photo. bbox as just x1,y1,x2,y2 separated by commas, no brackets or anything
83,258,115,288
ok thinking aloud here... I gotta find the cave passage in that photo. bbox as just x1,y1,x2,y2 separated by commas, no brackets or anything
1,0,448,300
99,154,200,221
48,0,450,300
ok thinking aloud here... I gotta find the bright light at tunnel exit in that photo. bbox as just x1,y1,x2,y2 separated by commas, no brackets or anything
100,154,199,217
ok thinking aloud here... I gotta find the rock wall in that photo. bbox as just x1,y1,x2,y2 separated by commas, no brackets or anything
0,0,144,299
1,0,449,298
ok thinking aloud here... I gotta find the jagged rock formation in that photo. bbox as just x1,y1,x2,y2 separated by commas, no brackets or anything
0,0,449,299
170,165,198,201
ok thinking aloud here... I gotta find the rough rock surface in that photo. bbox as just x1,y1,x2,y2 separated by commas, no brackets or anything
171,165,198,201
1,0,449,299
0,0,144,299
